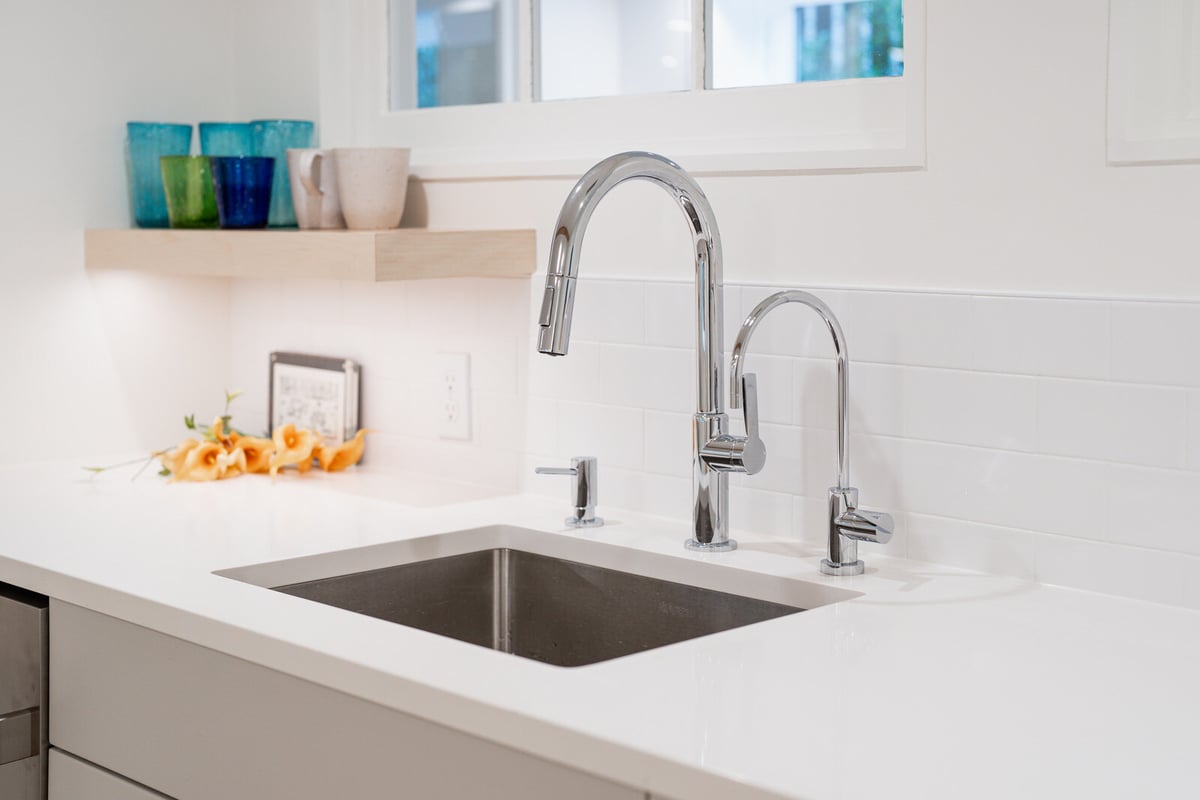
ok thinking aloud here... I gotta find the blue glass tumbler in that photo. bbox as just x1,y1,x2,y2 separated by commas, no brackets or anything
199,122,254,157
126,122,192,228
210,156,276,229
251,119,315,227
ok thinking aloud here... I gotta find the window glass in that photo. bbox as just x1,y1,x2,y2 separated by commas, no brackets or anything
711,0,903,89
390,0,520,110
537,0,692,101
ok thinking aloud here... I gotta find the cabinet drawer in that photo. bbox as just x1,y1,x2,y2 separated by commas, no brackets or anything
49,601,643,800
50,749,170,800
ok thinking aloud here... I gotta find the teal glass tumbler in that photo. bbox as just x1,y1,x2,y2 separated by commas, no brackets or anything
251,119,315,227
126,122,193,228
199,122,254,157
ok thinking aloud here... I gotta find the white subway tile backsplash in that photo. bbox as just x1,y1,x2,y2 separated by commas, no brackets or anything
473,391,525,452
643,282,694,349
524,396,559,456
846,363,905,437
234,277,1200,610
841,291,976,370
404,279,480,338
1036,379,1187,468
643,411,692,477
1034,299,1111,380
965,449,1111,540
596,344,692,411
907,514,1037,580
969,296,1109,379
1189,391,1200,471
1106,464,1200,556
729,486,794,539
476,277,533,335
903,368,1038,451
1112,302,1200,387
568,279,644,345
793,358,840,431
557,401,644,470
602,467,692,522
528,340,601,401
1035,535,1184,607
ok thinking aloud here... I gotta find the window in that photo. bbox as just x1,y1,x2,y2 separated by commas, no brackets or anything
346,0,925,177
393,0,906,108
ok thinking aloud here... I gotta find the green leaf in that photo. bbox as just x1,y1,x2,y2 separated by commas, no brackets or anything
184,414,196,430
81,466,104,473
158,467,171,477
225,389,243,404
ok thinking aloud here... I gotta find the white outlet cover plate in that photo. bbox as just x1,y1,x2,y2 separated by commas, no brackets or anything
435,353,471,440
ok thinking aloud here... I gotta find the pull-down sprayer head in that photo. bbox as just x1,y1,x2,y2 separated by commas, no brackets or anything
536,151,723,401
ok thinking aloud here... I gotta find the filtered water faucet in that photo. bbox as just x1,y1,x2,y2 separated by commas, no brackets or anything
731,290,894,575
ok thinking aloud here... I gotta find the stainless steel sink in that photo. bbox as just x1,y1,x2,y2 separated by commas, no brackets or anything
217,526,860,668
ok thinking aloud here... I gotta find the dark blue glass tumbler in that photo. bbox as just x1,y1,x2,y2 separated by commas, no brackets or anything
210,156,275,229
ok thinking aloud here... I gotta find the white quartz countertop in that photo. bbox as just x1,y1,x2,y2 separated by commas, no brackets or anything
1,460,1198,799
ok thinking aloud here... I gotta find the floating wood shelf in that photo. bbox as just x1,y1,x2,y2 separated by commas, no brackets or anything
84,228,536,282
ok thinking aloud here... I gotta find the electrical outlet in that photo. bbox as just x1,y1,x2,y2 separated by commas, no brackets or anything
436,353,471,440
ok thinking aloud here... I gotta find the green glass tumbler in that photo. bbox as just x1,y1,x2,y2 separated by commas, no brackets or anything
160,156,218,229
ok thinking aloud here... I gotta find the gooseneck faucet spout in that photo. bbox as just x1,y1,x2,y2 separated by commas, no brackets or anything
537,152,760,551
731,290,894,576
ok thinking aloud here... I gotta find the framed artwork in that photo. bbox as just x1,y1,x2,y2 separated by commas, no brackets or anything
268,352,361,446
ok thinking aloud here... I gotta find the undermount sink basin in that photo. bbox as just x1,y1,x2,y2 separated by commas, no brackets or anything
217,526,859,667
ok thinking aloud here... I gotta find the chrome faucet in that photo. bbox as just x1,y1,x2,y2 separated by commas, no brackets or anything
537,152,763,551
731,290,894,575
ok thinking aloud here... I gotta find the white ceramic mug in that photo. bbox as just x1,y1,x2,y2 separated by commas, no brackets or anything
287,148,344,229
333,147,411,230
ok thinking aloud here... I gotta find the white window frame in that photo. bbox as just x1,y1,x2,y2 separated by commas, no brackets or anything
1108,0,1200,165
317,0,926,180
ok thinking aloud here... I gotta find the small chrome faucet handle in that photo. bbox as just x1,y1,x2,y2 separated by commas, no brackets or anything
741,373,762,449
535,456,604,529
699,372,766,478
837,507,895,544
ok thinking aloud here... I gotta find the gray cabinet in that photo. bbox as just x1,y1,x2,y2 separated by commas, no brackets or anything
49,601,643,800
49,749,170,800
0,583,47,800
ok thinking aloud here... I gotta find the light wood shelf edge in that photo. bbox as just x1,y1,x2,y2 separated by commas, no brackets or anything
83,228,537,282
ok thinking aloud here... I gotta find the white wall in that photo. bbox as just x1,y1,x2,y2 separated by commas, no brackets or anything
0,2,239,463
0,1,320,464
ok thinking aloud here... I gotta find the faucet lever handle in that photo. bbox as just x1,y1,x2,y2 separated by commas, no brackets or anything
835,507,895,544
741,373,761,444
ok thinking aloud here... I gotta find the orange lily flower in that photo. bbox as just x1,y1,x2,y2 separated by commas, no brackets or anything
175,441,241,482
161,438,201,477
314,429,372,472
231,436,275,474
268,424,320,476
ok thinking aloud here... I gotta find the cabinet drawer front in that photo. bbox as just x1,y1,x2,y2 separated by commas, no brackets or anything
50,749,170,800
49,601,642,800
